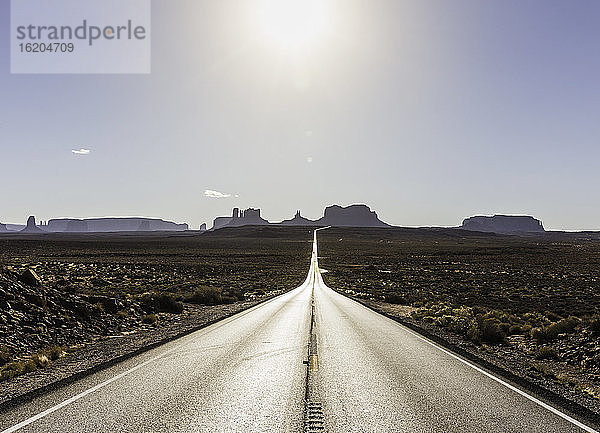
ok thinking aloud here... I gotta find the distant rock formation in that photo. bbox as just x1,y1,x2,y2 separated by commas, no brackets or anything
20,216,44,233
46,218,188,233
279,211,318,226
138,220,151,231
212,208,269,230
315,204,389,227
213,204,389,229
0,222,6,232
199,223,207,231
66,219,89,232
461,215,545,234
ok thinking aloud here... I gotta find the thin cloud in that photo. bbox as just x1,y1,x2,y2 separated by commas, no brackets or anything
72,148,91,155
204,189,232,198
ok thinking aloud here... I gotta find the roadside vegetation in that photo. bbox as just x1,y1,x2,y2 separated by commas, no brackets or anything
318,227,600,400
0,227,313,383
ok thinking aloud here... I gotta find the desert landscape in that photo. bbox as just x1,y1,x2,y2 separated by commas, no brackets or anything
0,227,312,393
3,225,600,418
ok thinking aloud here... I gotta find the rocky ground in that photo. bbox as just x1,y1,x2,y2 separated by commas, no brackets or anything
0,266,279,399
0,229,312,404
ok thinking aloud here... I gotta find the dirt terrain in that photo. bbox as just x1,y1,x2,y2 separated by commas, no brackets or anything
0,227,312,385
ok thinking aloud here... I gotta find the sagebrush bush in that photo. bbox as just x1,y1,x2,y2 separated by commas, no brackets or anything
140,293,183,313
531,317,579,343
0,346,11,367
386,293,406,304
509,324,523,335
142,314,158,324
156,294,183,313
479,318,506,343
186,287,222,305
535,346,559,360
0,344,64,382
32,353,49,368
589,315,600,334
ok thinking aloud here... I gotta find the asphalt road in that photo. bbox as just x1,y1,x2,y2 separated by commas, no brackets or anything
1,229,598,432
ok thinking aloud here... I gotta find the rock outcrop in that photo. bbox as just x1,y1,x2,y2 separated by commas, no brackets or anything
46,218,188,232
199,223,207,231
212,208,269,230
279,211,318,226
315,204,389,227
213,204,389,229
461,215,545,234
18,269,42,286
20,216,44,233
0,223,6,232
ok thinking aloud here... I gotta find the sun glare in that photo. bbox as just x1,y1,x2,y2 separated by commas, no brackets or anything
258,0,330,51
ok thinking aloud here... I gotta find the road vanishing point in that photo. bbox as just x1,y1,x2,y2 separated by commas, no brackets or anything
1,229,598,432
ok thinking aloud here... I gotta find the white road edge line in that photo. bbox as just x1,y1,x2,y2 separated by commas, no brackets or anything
396,318,599,433
314,229,597,432
0,350,169,433
312,226,597,433
1,289,302,433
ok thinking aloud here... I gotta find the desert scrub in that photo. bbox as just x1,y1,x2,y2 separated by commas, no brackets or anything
530,362,556,379
116,309,129,319
531,317,580,343
535,346,559,360
141,313,158,324
0,345,11,367
0,345,65,382
140,293,183,313
588,315,600,334
412,303,512,344
185,286,223,305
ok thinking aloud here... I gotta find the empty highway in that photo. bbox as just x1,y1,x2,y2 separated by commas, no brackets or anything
1,230,598,432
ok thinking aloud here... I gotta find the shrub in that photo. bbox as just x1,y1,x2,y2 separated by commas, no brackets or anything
545,311,562,322
186,287,222,305
531,362,556,378
142,314,158,324
509,324,523,335
386,293,406,304
479,318,506,343
589,315,600,334
0,346,11,367
221,296,237,304
140,293,183,313
32,353,49,368
467,325,482,344
156,294,183,313
43,345,65,361
532,317,579,343
222,289,245,302
535,346,559,360
531,327,547,343
22,359,37,373
546,317,579,337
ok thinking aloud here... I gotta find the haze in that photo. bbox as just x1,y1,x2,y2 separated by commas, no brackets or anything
1,1,599,230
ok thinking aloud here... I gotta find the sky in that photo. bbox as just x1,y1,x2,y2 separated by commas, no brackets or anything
1,0,600,230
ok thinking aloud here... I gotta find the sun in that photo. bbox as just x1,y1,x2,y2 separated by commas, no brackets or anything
258,0,330,51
